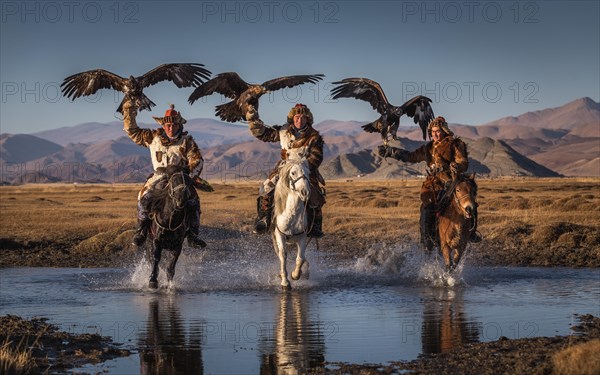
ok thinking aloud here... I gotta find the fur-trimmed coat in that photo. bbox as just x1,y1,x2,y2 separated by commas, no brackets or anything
405,136,469,206
248,119,324,176
249,118,326,206
123,104,204,179
406,136,469,182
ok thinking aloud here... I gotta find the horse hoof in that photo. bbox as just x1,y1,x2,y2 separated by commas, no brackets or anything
281,284,291,291
148,280,158,289
291,270,302,280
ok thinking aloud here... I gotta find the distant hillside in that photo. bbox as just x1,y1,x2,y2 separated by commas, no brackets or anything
322,137,560,180
32,118,252,148
483,97,599,133
0,134,63,163
1,97,598,183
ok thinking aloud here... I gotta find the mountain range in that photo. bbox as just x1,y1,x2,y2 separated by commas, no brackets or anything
0,97,598,184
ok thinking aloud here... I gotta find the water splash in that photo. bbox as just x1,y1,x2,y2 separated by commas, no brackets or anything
351,241,468,288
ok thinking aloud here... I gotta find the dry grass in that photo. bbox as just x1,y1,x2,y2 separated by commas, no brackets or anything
0,177,599,267
0,335,41,375
552,339,600,375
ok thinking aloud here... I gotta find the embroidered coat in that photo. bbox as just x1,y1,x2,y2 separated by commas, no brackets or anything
123,104,203,197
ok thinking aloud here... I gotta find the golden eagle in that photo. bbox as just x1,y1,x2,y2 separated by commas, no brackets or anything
61,63,211,113
331,78,434,143
188,72,324,122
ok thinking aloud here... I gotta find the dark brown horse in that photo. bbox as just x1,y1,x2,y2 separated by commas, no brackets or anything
437,173,478,271
145,165,193,289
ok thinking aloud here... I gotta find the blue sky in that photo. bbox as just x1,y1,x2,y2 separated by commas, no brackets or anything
1,0,599,134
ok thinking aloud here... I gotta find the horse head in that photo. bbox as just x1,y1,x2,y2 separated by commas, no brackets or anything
453,173,477,219
164,165,191,210
148,165,191,220
280,159,310,202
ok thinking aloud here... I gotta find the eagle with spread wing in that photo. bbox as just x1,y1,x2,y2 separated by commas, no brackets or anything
331,78,434,143
61,63,212,113
188,72,324,123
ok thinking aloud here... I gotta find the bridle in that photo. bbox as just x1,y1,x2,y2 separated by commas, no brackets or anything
153,170,188,232
289,173,309,193
453,180,477,227
168,170,188,210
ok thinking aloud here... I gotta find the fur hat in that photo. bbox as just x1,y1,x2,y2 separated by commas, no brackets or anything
153,104,187,126
287,103,313,126
427,116,453,138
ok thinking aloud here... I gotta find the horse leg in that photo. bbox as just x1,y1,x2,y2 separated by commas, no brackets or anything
166,247,182,285
291,236,307,281
440,242,452,272
273,231,290,290
149,244,162,289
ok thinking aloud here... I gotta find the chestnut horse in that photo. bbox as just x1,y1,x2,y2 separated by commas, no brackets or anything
437,173,478,271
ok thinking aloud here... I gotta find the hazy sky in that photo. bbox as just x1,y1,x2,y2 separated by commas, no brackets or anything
1,0,599,134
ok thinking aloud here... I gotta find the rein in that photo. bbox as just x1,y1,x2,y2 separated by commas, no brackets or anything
153,170,188,232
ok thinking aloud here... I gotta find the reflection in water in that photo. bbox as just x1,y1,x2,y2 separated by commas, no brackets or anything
260,292,326,374
139,296,203,375
421,288,480,354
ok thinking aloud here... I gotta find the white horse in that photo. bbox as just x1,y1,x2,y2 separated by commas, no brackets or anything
271,158,311,290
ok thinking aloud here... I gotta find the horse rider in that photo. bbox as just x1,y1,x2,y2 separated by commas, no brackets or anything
377,116,482,251
123,99,206,248
245,103,326,238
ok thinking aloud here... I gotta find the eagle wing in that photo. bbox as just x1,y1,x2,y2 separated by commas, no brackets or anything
188,72,249,104
330,78,392,115
400,95,435,140
261,74,324,91
61,69,125,100
139,63,211,88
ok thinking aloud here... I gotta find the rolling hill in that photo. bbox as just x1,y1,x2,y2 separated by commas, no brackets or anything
0,97,598,183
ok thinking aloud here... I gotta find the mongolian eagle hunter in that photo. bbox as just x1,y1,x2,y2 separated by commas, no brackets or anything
61,63,212,114
331,78,435,143
188,72,325,123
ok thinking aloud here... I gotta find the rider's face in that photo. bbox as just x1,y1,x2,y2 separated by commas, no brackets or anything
163,122,180,138
293,114,307,129
431,126,444,142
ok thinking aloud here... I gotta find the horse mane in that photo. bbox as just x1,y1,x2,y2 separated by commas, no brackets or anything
273,161,295,218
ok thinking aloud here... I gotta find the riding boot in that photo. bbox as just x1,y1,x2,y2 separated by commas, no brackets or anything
133,196,151,246
420,205,437,252
186,198,207,248
253,192,273,234
469,203,482,243
307,206,324,238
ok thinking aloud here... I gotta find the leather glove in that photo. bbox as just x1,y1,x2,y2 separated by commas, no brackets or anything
122,97,138,112
377,145,409,162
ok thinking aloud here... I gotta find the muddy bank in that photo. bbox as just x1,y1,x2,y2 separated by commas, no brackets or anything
1,223,598,268
0,315,131,374
328,314,600,375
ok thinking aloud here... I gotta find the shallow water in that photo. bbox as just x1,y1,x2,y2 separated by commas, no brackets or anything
1,248,598,374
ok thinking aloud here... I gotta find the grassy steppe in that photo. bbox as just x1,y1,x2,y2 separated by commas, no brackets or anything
1,178,598,267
